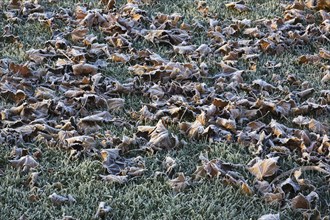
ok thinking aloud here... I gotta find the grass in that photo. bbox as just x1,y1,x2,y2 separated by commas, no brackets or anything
0,0,329,219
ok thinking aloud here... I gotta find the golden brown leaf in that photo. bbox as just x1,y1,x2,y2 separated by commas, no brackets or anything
308,119,329,134
248,157,279,180
225,1,250,12
168,173,189,192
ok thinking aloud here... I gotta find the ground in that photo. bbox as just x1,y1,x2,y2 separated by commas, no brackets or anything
0,0,329,219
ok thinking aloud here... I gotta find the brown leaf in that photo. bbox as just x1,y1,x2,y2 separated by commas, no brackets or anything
111,53,131,63
216,118,236,132
291,193,310,210
241,182,253,195
306,0,330,10
298,55,321,64
71,27,88,42
319,48,330,59
168,172,189,192
263,191,284,204
248,157,279,180
308,119,329,134
75,6,87,19
225,1,250,12
9,62,32,77
138,120,180,151
72,63,98,75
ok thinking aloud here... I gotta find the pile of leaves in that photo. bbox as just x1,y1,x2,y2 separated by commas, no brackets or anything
0,0,329,219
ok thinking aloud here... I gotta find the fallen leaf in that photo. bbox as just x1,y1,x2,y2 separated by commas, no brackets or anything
258,213,280,220
72,63,98,75
291,193,310,210
168,172,189,192
226,1,250,12
248,157,279,180
94,202,112,219
100,174,128,184
49,193,75,205
9,155,39,172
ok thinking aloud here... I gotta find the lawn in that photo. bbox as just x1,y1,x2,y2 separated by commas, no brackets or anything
0,0,329,219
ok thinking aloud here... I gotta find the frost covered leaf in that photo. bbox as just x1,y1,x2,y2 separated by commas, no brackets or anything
72,63,98,75
225,1,250,12
9,155,39,172
168,172,189,192
100,174,128,184
28,172,39,188
173,45,196,55
216,118,236,132
163,156,177,176
308,119,329,134
293,116,310,126
137,120,180,151
248,157,279,180
94,202,112,219
258,213,280,220
49,193,75,205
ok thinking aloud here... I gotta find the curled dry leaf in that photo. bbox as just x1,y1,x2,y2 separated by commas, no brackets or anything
248,157,279,180
306,0,330,10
